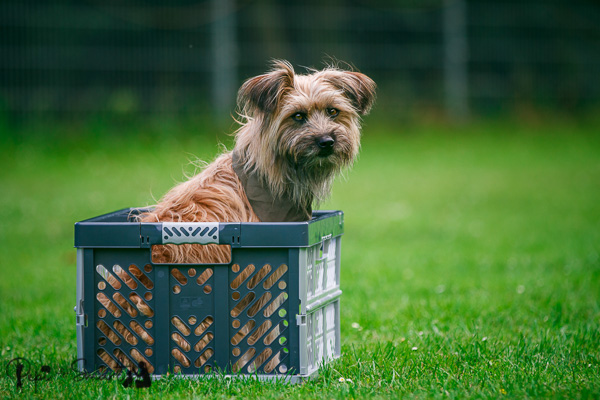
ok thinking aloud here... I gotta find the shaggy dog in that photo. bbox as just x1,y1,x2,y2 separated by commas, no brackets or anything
139,60,376,264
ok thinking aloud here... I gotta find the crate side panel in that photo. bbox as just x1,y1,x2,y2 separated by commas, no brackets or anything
89,248,158,374
305,298,341,376
305,236,342,308
228,248,298,375
168,265,217,374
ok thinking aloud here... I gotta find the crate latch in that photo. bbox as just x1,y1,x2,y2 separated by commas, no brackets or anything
74,303,87,327
75,313,87,327
296,314,307,326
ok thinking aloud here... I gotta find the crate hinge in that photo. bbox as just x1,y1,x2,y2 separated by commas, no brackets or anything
75,302,87,326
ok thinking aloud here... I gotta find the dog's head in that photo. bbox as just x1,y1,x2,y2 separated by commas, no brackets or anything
235,60,376,202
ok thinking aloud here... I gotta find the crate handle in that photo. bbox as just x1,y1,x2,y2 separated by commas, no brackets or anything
162,222,220,245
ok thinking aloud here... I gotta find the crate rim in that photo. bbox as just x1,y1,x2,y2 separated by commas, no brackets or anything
74,207,344,249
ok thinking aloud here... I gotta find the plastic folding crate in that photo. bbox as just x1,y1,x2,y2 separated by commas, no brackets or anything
74,208,344,382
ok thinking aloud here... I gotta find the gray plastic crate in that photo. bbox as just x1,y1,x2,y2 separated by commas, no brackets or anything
74,208,343,382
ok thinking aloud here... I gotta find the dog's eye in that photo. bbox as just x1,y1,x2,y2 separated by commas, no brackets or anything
292,112,306,122
326,108,339,118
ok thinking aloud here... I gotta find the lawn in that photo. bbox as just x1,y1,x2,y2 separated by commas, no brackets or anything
0,116,599,398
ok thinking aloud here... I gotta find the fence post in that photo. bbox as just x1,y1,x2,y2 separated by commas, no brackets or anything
443,0,469,119
211,0,238,119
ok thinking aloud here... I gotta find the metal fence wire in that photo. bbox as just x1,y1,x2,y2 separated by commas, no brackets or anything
1,0,599,118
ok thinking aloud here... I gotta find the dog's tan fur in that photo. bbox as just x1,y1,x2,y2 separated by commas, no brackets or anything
139,60,375,264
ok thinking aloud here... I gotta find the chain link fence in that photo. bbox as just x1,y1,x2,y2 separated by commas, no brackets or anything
1,0,599,119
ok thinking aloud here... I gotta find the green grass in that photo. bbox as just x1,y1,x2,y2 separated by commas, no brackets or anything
0,117,599,398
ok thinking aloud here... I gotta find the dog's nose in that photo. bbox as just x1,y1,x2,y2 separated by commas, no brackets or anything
317,135,335,149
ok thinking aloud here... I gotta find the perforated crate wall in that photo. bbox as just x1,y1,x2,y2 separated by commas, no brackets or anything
75,208,343,381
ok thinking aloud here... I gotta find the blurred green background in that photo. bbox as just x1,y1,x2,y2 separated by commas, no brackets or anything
1,1,599,398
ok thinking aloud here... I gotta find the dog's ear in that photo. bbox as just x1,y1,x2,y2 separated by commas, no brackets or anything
325,70,376,115
238,60,294,115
